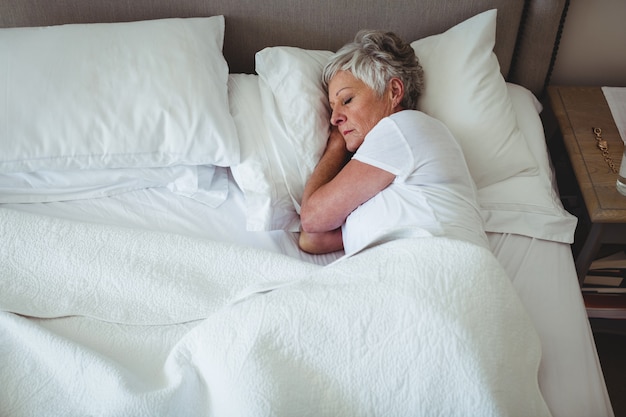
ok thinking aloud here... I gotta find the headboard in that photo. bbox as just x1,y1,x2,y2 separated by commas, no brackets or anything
0,0,567,97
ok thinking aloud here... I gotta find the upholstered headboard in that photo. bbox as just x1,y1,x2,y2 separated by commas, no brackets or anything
0,0,567,97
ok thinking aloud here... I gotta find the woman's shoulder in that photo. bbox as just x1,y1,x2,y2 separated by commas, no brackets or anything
388,110,452,136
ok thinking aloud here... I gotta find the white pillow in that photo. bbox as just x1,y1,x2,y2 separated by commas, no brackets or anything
479,83,577,243
232,48,332,231
229,74,300,231
411,9,536,188
0,17,239,173
256,47,334,213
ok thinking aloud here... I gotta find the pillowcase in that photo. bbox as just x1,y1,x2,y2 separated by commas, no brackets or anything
245,9,538,231
0,165,229,208
229,74,300,231
256,47,335,212
479,83,577,243
233,47,332,231
0,16,239,174
411,9,536,188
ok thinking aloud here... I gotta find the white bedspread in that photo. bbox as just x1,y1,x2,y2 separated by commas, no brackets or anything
0,208,551,417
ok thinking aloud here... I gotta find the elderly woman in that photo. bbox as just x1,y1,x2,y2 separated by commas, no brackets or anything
298,30,488,255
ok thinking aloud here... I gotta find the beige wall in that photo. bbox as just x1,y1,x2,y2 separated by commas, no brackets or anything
550,0,626,87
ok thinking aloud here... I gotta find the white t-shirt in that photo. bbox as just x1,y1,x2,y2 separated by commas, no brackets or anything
342,110,488,255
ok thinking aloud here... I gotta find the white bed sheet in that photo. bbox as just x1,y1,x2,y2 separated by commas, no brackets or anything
488,233,613,417
0,168,343,266
0,170,614,417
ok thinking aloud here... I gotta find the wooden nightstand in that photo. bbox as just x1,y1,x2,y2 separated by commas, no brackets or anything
547,86,626,285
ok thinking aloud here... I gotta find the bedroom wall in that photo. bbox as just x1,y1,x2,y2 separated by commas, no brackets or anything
550,0,626,87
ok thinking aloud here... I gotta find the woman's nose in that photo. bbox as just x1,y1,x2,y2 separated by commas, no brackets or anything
330,109,344,126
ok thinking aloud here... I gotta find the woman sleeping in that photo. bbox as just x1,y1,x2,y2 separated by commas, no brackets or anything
299,30,488,255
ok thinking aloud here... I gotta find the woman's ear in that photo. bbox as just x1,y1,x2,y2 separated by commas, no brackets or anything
389,78,404,108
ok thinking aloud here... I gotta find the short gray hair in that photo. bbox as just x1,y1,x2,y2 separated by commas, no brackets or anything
322,30,424,110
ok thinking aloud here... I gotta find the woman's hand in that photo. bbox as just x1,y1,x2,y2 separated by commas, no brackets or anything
326,125,350,155
298,228,343,254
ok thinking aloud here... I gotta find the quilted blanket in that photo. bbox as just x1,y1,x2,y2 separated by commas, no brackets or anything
0,208,551,417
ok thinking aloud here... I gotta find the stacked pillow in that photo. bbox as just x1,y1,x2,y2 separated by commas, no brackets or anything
0,16,238,203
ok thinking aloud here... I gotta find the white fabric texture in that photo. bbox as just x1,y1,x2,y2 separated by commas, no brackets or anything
487,232,613,417
0,17,239,173
240,48,334,230
0,209,315,324
411,9,537,188
229,74,301,231
0,200,612,416
478,83,578,243
0,208,550,417
0,165,229,207
256,47,334,215
344,110,488,254
0,171,343,266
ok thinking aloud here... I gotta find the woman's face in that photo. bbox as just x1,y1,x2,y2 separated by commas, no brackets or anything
327,70,398,152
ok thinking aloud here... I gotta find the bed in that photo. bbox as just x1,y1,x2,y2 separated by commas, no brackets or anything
0,0,615,416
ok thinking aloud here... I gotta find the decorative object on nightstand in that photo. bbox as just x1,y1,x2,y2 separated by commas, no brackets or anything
591,127,618,174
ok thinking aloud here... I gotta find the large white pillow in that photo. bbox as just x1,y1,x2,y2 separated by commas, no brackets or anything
0,17,239,173
411,9,536,188
246,9,538,231
479,84,577,243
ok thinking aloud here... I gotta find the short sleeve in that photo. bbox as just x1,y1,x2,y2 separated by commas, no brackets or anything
352,116,413,178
